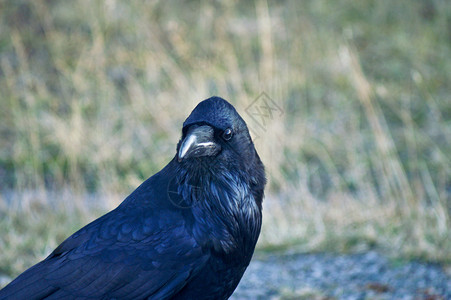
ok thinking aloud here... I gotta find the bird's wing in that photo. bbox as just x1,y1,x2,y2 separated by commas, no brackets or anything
0,207,208,300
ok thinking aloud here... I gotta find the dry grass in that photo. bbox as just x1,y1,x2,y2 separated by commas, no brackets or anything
0,0,450,281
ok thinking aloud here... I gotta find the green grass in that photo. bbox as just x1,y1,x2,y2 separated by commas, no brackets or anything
0,0,450,283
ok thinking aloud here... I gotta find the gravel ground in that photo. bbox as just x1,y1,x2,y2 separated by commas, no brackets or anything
232,251,451,300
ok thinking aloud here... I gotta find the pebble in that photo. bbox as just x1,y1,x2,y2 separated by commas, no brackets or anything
232,251,451,299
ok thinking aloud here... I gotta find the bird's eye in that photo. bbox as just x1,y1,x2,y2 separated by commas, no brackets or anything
222,128,233,141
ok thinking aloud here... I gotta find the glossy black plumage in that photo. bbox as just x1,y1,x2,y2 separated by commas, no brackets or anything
0,96,266,300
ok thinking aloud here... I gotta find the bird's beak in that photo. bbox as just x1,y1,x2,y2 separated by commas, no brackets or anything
178,125,221,162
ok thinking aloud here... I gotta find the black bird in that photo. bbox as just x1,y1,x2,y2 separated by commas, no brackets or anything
0,96,266,300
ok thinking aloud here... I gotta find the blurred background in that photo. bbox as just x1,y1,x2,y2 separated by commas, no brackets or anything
0,0,450,283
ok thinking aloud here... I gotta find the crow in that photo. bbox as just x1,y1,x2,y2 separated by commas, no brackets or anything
0,96,266,300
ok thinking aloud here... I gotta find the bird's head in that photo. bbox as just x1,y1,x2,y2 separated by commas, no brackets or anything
174,97,266,254
176,97,256,172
